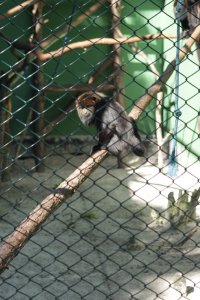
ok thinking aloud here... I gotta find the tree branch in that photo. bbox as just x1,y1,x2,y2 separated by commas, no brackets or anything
129,24,200,120
131,46,170,167
0,0,39,21
37,33,177,61
40,0,107,50
87,58,113,85
0,150,108,273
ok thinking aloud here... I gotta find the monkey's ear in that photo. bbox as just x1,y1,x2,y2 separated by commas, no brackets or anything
76,92,102,108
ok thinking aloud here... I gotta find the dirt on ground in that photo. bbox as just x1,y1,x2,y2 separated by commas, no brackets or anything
0,137,200,300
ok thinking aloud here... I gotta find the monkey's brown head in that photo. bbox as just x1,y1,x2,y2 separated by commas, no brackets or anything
76,92,103,108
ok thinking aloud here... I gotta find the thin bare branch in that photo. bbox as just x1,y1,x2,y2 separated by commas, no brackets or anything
42,98,75,136
0,0,39,21
37,33,177,61
88,58,113,85
40,0,107,50
0,31,34,52
1,1,107,88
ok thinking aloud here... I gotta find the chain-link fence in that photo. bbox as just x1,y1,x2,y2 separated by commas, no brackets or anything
0,0,200,299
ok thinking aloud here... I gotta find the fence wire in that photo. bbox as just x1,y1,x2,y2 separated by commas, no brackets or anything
0,0,200,299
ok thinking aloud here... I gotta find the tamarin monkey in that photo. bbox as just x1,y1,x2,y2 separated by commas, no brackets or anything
75,91,144,159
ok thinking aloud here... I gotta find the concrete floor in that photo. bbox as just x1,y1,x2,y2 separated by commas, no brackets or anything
0,140,200,300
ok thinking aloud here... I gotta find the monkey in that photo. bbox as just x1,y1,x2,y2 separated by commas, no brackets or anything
174,0,200,61
75,91,144,159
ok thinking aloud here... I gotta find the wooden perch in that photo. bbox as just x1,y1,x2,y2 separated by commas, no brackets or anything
0,0,39,21
37,33,177,61
1,0,106,88
129,24,200,120
40,0,107,50
0,27,200,274
0,149,108,273
131,46,169,167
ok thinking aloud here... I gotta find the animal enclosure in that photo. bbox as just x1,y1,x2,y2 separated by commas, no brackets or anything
0,0,200,299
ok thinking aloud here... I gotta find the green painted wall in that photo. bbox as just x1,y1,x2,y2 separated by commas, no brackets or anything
120,0,165,134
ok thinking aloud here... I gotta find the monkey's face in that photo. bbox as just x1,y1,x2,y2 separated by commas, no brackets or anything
76,92,104,126
77,106,95,126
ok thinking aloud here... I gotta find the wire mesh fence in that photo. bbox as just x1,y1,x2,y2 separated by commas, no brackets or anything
0,0,200,299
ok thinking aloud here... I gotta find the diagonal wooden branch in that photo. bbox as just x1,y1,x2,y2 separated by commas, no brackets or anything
131,46,166,167
87,57,113,85
0,150,108,273
0,0,39,21
0,26,200,273
129,24,200,120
